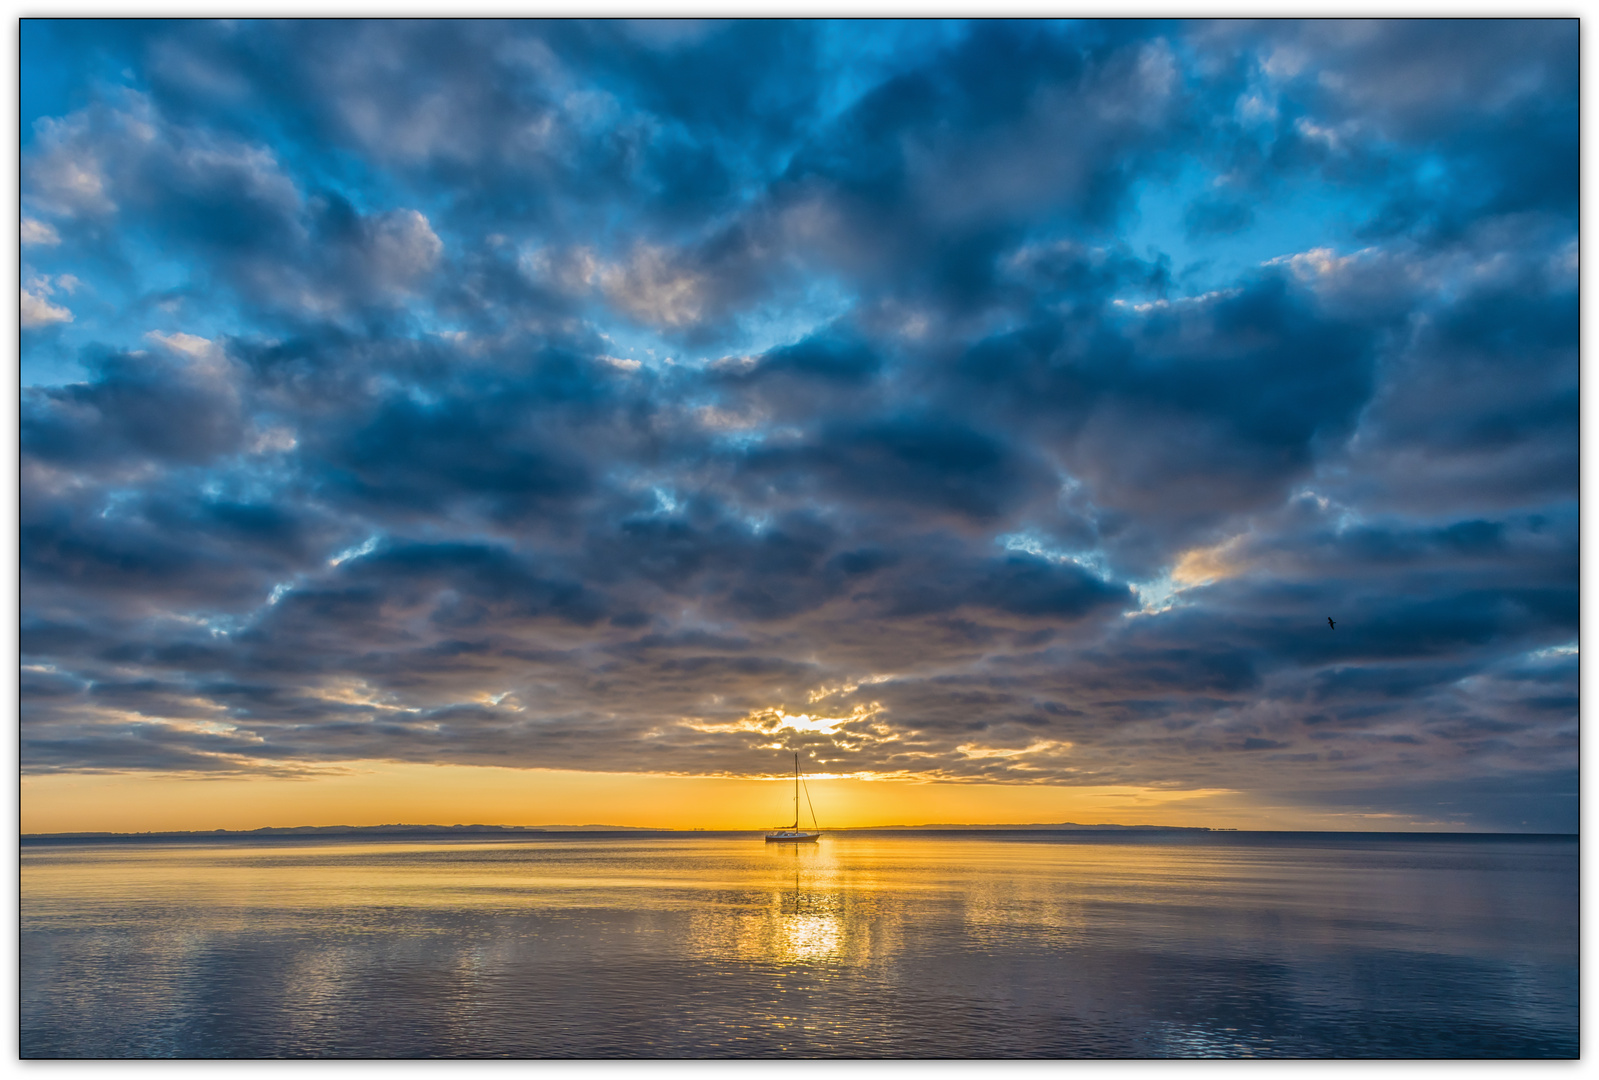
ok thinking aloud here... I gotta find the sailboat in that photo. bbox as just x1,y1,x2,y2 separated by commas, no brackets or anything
764,753,821,843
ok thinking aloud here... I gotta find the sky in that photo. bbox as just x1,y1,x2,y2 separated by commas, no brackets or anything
19,18,1578,833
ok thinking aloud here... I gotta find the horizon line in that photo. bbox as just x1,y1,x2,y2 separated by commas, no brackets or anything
20,821,1576,839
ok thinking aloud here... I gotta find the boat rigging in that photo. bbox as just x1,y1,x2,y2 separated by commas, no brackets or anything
764,753,821,843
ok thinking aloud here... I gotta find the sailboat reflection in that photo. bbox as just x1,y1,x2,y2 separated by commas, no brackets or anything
682,843,849,966
771,847,841,962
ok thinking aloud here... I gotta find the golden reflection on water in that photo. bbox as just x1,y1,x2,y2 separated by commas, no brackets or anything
20,833,1580,1057
22,833,1570,965
694,845,851,967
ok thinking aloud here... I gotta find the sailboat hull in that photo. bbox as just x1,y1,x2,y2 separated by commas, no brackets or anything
764,831,821,843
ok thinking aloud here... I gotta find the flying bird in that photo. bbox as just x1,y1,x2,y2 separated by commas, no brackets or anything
1327,617,1336,630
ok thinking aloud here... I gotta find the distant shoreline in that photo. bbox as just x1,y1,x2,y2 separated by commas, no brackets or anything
21,821,1215,840
20,822,1574,843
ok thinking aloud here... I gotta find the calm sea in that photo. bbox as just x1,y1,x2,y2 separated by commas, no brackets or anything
20,831,1577,1058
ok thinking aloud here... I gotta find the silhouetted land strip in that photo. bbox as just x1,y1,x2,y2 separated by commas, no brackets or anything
22,823,660,845
21,822,1207,844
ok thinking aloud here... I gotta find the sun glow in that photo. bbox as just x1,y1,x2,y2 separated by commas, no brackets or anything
18,764,1296,834
1170,533,1250,588
682,702,889,739
807,674,895,703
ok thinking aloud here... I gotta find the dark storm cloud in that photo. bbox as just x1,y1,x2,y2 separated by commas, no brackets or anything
23,344,248,467
741,414,1054,525
20,19,1576,829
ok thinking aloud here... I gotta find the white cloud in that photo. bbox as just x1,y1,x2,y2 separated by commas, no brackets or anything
20,288,72,328
249,426,298,454
1265,246,1376,283
600,245,708,328
146,330,221,361
367,208,443,289
21,218,60,246
21,275,77,328
26,111,117,217
535,243,709,329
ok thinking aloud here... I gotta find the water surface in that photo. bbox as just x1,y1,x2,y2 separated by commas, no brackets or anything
21,831,1577,1057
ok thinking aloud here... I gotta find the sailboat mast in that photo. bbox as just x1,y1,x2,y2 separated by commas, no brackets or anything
793,753,799,830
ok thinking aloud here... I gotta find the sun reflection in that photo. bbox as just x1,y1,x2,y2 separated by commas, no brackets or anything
681,846,856,969
770,908,843,963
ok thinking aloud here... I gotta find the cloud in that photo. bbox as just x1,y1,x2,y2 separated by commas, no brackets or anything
21,284,72,328
25,335,248,468
21,218,61,246
17,20,1577,830
23,88,448,327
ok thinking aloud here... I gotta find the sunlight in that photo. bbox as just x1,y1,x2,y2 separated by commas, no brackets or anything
682,702,888,738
